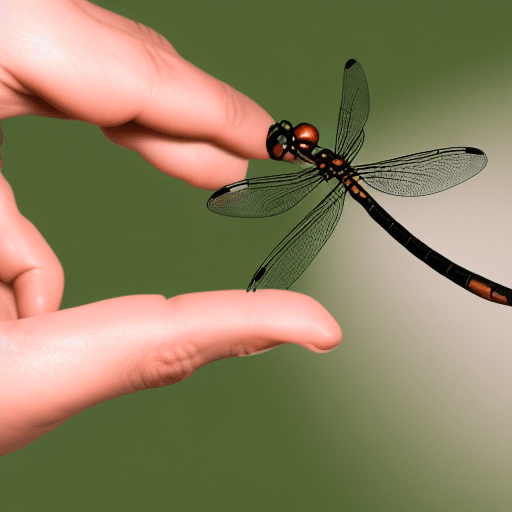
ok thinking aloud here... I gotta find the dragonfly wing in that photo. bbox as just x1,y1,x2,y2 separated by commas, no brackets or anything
247,184,346,291
207,168,323,218
357,147,487,197
335,59,370,161
346,130,365,164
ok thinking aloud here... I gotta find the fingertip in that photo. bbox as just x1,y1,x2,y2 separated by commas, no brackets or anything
165,289,341,361
281,291,342,353
303,317,342,353
242,289,342,353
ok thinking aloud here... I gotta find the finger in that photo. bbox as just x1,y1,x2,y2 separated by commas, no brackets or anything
0,290,341,453
73,0,180,55
0,172,64,318
102,123,249,189
0,1,273,160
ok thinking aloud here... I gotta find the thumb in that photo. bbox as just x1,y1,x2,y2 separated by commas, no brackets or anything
0,290,341,454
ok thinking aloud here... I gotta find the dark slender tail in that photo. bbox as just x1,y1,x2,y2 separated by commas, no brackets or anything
347,180,512,306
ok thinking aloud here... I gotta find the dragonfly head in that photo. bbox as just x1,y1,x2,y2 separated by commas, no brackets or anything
266,121,320,163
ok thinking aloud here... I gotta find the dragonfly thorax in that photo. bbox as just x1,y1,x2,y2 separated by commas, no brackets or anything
266,120,321,163
312,148,348,180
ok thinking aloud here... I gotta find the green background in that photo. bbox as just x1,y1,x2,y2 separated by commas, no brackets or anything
2,0,512,510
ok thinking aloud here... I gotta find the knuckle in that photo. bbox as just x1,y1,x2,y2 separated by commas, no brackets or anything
137,342,198,389
132,23,177,54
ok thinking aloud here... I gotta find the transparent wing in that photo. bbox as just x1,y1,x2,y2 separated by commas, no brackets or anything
334,59,370,161
346,130,365,164
356,147,487,197
207,168,323,218
247,184,346,291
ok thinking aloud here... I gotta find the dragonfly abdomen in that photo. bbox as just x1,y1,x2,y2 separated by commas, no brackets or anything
347,180,512,307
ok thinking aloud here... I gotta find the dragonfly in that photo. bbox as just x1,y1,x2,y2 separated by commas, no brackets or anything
207,59,512,307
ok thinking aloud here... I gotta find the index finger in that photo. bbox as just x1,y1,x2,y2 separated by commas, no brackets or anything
0,0,273,160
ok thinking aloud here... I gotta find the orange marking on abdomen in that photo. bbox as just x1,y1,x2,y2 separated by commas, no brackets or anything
348,182,367,198
491,290,509,306
468,279,492,301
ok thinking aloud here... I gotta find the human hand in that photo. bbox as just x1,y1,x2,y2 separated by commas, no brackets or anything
0,0,341,456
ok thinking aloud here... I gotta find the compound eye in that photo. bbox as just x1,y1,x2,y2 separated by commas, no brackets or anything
293,123,319,156
293,123,319,144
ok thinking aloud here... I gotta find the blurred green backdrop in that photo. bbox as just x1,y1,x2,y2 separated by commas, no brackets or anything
2,0,512,510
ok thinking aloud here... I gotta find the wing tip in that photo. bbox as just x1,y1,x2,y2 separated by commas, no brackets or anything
210,186,230,200
207,181,250,210
246,266,268,291
206,188,226,211
465,147,485,156
345,58,358,69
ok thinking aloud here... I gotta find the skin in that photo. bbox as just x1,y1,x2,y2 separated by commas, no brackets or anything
0,0,342,456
